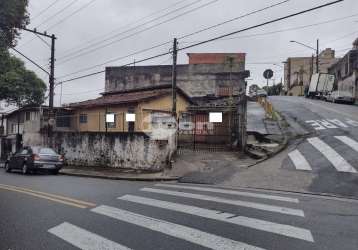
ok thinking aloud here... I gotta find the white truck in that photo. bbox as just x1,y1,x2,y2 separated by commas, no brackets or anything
307,73,335,98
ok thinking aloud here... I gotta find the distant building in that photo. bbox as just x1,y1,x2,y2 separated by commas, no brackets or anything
0,106,68,159
328,38,358,103
105,53,249,97
63,85,192,133
284,48,339,96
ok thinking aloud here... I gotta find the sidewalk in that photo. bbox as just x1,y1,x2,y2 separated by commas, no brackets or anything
60,166,178,181
247,101,268,134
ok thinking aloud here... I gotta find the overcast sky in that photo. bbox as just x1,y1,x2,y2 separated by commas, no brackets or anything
11,0,358,107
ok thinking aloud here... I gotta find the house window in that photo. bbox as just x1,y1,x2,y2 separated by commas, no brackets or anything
79,114,88,124
25,112,31,121
127,108,135,132
106,113,116,128
56,115,71,127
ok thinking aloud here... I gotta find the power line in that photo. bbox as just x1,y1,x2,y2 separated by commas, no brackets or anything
178,0,290,40
207,12,358,42
58,0,344,85
43,0,98,31
35,33,51,48
58,0,191,56
35,0,80,28
18,0,79,48
10,47,50,75
57,0,290,77
0,30,50,75
57,41,172,79
56,0,217,64
57,0,204,60
177,0,344,52
58,50,173,85
30,0,61,22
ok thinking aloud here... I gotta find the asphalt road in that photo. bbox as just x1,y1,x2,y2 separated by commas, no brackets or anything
269,96,358,198
1,171,358,250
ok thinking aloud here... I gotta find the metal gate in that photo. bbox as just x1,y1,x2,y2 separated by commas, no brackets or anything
178,111,238,151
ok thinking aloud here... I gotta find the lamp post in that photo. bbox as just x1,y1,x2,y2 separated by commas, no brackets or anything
290,39,319,73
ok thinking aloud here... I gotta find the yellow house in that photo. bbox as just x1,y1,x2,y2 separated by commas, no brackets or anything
64,85,192,133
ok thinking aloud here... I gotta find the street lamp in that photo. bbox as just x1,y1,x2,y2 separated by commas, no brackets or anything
290,39,319,73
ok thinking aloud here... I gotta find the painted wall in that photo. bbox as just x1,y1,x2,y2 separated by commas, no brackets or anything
54,132,175,171
105,63,249,97
68,94,189,132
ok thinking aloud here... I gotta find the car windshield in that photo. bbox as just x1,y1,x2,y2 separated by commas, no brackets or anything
32,147,57,155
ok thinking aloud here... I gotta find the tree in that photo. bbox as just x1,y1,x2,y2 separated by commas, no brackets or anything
0,0,46,107
0,50,47,106
0,0,29,48
263,83,283,96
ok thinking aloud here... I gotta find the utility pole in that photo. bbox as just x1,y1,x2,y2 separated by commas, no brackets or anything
316,39,319,73
20,28,57,147
171,38,178,117
49,34,56,109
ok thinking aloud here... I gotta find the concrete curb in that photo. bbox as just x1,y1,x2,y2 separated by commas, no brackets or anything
59,171,179,181
245,110,289,168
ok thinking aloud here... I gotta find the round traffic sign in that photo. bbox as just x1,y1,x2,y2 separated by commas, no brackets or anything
263,69,274,79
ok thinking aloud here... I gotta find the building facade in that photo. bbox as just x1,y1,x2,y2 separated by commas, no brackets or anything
284,48,339,96
62,85,192,133
328,38,358,103
105,53,249,97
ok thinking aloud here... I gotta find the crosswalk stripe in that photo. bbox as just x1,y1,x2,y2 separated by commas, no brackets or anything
335,136,358,152
119,195,314,242
92,205,265,250
307,137,357,173
288,150,312,171
141,188,305,217
155,184,299,203
48,222,132,250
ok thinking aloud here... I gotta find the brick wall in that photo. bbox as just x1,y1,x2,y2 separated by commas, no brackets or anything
187,53,246,65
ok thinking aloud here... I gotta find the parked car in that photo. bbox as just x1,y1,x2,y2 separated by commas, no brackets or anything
326,91,355,104
4,146,64,175
327,91,355,103
256,89,267,97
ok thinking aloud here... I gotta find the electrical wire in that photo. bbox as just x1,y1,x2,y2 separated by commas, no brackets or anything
58,0,191,56
178,0,290,40
35,33,51,48
56,0,289,76
56,0,217,64
0,31,50,74
30,0,61,22
35,0,80,28
43,0,98,31
57,41,173,79
10,47,50,75
57,0,344,85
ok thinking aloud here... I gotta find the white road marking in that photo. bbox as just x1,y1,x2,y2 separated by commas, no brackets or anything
345,119,358,127
335,136,358,152
328,119,348,128
119,195,314,242
307,137,357,173
92,205,265,250
155,183,299,203
141,188,305,217
288,150,312,171
305,120,326,130
48,222,131,250
319,120,338,129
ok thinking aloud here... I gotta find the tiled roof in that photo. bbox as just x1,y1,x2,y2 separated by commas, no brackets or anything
68,87,183,108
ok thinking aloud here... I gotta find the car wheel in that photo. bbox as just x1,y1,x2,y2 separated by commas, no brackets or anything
52,169,59,175
22,164,29,175
5,163,11,173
